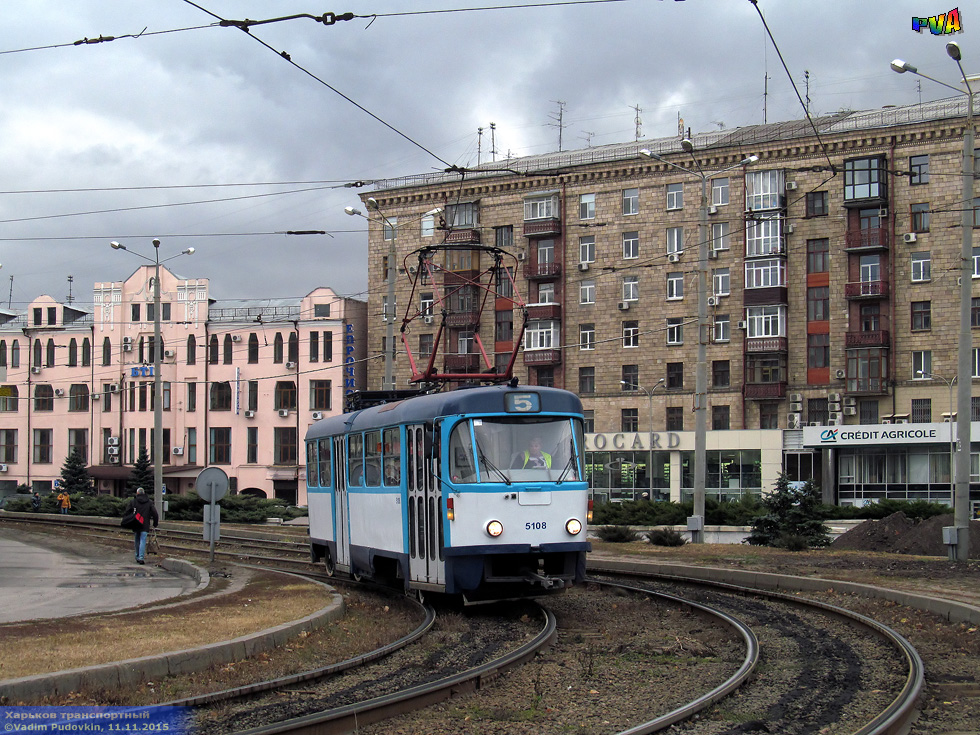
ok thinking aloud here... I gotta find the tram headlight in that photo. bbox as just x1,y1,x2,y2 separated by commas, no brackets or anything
486,520,504,537
565,518,583,536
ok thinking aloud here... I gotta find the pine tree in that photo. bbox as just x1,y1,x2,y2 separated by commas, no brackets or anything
60,450,93,495
746,473,831,549
127,448,155,496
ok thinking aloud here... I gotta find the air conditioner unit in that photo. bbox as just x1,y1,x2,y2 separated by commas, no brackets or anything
164,349,176,358
895,418,909,424
578,262,590,271
808,421,822,427
879,208,888,218
278,408,290,417
789,392,803,403
787,413,802,429
708,205,719,214
828,392,842,403
122,336,133,352
785,223,795,234
618,301,630,311
172,447,184,456
285,362,297,369
109,384,120,393
737,320,748,330
312,411,324,420
942,412,956,422
231,334,242,342
244,410,255,418
829,402,841,412
0,464,7,473
790,402,803,413
667,252,681,263
107,447,120,456
30,366,42,374
843,406,858,416
903,233,917,244
785,181,798,191
423,315,434,324
835,369,846,380
843,396,856,407
109,456,120,464
881,418,893,424
708,249,719,259
108,436,120,447
707,296,719,307
517,251,527,261
54,388,64,397
829,412,843,424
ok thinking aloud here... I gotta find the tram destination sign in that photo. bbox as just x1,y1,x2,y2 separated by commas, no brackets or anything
803,423,952,447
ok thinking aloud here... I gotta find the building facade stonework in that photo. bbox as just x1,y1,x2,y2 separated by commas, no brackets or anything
358,97,980,514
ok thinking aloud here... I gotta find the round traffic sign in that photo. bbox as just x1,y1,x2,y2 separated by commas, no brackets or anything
197,467,229,502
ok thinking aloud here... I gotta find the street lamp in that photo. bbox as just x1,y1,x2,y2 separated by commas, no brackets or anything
892,42,973,561
621,377,666,500
110,239,194,522
918,371,956,509
639,144,758,542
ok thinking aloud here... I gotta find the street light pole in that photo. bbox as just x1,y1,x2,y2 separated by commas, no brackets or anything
621,378,665,500
892,43,973,561
639,145,757,541
920,371,956,504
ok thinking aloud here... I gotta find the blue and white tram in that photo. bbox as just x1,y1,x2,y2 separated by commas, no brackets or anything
306,384,592,602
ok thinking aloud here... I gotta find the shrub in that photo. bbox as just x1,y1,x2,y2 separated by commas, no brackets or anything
745,474,831,549
645,528,687,547
594,525,637,543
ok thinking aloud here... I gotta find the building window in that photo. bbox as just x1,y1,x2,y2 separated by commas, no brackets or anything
419,333,434,358
537,282,555,304
207,335,218,364
580,323,595,350
524,194,557,220
746,170,784,210
745,215,783,256
713,315,730,343
209,428,231,464
621,408,639,432
131,303,140,322
580,280,596,304
583,410,595,433
246,426,257,464
667,272,684,300
622,276,639,302
746,305,785,338
210,381,232,410
807,238,829,274
910,203,930,233
495,310,514,342
911,398,932,423
495,226,513,249
622,231,639,259
580,193,595,219
808,333,830,368
713,268,730,296
805,191,828,217
712,405,730,431
912,350,932,379
760,402,779,429
274,427,298,465
622,188,639,215
909,154,930,185
0,385,18,412
712,360,730,388
844,156,886,201
711,222,730,252
579,236,595,264
666,183,684,210
33,428,52,464
666,226,684,254
746,354,786,384
187,382,196,412
68,428,88,463
711,177,729,206
247,381,258,412
622,364,639,390
273,333,284,363
0,429,17,463
911,252,931,282
524,321,557,351
745,259,786,289
808,398,829,425
859,400,879,425
975,348,980,379
666,407,684,431
222,334,233,364
666,318,683,345
807,286,830,321
667,362,684,389
911,301,931,331
623,321,639,348
578,367,595,394
34,384,53,411
68,384,89,412
311,380,332,411
275,381,297,410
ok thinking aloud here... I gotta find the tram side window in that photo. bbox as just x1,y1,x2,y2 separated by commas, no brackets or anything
348,434,363,485
363,430,382,486
318,437,331,486
383,427,400,486
449,422,477,483
306,441,319,487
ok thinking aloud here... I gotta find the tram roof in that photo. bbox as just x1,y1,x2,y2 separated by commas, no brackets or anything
306,384,583,441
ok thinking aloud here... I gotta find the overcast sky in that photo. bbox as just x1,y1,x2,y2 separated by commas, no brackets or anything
0,1,970,311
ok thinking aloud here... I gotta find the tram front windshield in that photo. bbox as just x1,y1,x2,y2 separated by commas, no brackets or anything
448,417,583,484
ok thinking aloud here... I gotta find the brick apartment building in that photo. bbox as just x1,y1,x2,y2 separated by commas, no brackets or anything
0,266,366,505
356,95,980,515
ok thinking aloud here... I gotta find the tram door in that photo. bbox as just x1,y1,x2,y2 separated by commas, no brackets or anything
333,435,351,573
406,424,444,586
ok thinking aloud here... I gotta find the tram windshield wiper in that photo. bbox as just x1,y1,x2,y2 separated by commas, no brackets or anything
555,454,577,484
475,440,511,485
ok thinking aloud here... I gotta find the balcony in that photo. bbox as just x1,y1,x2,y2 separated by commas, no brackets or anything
844,227,889,251
845,330,890,348
445,310,480,328
523,349,562,366
744,382,787,400
524,261,562,280
441,269,480,287
527,303,562,320
523,218,561,237
746,336,788,353
844,280,889,299
444,353,482,372
845,377,888,395
444,228,481,244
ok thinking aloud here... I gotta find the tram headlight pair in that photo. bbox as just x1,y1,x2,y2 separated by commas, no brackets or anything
565,518,583,535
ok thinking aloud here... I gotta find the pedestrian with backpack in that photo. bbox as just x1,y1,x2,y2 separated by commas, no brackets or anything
123,487,159,564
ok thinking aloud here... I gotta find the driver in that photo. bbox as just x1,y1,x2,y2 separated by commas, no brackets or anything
511,437,552,469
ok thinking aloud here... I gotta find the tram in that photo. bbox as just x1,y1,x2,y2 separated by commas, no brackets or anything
306,383,592,603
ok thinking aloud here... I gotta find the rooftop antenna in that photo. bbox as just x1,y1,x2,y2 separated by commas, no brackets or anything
66,275,74,304
7,276,12,309
632,103,643,141
489,122,498,162
477,126,484,165
804,70,811,115
548,100,567,151
580,130,595,148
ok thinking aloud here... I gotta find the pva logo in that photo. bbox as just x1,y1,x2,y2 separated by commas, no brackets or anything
820,428,839,443
913,8,962,34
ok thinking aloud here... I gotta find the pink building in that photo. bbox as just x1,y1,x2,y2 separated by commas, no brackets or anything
0,265,366,505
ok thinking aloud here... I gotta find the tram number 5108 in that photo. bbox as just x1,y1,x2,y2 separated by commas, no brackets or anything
526,521,547,530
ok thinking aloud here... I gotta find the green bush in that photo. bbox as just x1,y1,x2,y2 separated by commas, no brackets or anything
594,525,638,543
592,499,688,526
164,492,308,523
746,475,831,549
645,528,687,547
821,498,950,522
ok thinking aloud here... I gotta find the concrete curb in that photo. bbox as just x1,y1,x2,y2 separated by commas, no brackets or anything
160,557,210,594
0,574,345,704
588,557,980,625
